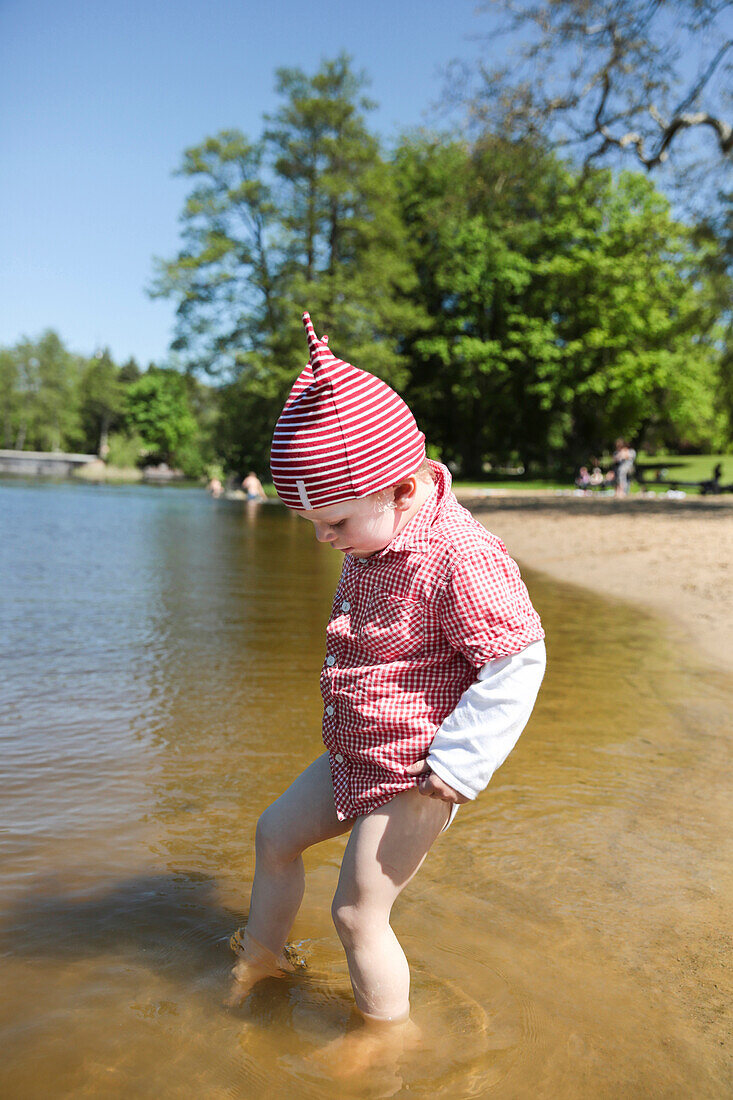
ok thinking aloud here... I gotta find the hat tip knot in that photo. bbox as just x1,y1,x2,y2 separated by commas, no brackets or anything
302,310,326,363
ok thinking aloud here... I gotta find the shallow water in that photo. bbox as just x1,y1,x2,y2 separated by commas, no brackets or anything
1,480,730,1099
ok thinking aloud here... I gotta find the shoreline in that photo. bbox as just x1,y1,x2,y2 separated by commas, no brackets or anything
458,492,733,677
3,473,731,674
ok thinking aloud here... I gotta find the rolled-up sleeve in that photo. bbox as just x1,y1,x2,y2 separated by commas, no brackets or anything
426,640,546,799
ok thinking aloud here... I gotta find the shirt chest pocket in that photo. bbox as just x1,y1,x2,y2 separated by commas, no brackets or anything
358,591,425,662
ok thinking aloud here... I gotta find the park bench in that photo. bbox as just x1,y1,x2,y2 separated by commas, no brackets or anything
635,466,733,495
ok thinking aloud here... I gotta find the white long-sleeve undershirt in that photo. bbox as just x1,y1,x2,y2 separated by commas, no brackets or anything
426,639,546,799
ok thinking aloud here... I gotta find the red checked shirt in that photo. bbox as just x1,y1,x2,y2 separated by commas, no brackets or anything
321,462,544,819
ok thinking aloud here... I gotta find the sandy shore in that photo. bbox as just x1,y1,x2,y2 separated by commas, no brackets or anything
457,492,733,676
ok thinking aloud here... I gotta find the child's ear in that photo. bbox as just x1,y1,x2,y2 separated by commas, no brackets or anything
393,477,417,512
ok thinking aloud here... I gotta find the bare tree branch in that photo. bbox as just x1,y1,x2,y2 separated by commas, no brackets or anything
466,0,733,178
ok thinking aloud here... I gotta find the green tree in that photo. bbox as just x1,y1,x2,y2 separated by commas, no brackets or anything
0,348,19,448
532,170,725,458
463,0,733,293
151,55,422,472
395,133,727,472
12,331,82,452
178,372,219,478
124,369,199,468
395,134,571,472
264,54,419,377
119,356,141,384
213,372,277,477
79,349,125,456
152,130,278,378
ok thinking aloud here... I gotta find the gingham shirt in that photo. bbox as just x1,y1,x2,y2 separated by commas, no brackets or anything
321,461,544,819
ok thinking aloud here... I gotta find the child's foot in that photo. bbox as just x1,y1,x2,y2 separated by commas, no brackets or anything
313,1013,422,1080
225,928,304,1008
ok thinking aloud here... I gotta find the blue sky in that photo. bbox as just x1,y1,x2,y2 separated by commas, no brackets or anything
0,0,494,366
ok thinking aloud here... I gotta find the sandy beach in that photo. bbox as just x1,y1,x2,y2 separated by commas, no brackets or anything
458,492,733,676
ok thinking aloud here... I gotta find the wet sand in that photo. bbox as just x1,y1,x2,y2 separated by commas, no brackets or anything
458,492,733,1096
459,493,733,675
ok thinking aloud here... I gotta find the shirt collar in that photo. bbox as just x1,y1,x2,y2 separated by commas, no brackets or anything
374,460,451,558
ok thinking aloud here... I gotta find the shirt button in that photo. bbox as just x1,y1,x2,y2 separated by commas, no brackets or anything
341,600,350,612
326,655,336,666
326,705,335,716
334,752,344,764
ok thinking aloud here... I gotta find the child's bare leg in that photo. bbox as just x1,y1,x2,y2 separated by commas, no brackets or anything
331,787,450,1021
229,753,352,999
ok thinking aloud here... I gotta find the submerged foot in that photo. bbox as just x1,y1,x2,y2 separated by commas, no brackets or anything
314,1013,422,1080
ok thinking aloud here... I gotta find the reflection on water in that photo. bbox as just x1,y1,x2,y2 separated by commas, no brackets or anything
1,480,730,1098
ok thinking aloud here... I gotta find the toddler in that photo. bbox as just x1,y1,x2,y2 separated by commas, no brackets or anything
229,313,546,1029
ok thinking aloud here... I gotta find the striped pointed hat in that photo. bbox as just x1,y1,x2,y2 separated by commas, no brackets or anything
270,312,426,509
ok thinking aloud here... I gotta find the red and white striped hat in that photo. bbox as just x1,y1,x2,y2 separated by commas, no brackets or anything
270,312,426,509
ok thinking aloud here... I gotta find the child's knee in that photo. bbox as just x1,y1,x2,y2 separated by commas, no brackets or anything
255,804,295,866
332,893,383,945
331,896,361,944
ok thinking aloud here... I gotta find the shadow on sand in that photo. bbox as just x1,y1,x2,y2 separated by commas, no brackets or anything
461,493,733,518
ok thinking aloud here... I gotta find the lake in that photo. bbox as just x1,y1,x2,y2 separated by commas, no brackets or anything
0,479,730,1098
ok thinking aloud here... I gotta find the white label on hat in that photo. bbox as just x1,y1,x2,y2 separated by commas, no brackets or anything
295,479,311,509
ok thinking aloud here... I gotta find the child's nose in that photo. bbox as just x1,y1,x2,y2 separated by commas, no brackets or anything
315,524,336,543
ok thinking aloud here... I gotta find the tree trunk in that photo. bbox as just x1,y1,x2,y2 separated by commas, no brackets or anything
328,198,339,275
306,171,317,282
98,416,110,459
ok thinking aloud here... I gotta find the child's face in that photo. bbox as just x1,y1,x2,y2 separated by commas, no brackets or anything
294,493,399,558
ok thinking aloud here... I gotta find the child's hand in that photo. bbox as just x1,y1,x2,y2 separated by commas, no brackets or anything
404,760,470,804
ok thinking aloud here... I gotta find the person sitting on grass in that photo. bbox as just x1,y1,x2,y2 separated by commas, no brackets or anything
575,466,591,492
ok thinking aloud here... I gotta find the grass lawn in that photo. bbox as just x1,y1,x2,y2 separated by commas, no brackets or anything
635,452,729,485
632,452,730,495
456,453,731,496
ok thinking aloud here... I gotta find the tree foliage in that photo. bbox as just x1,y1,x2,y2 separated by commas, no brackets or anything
79,350,126,455
3,55,731,480
124,370,199,463
395,132,727,472
151,55,421,387
150,54,425,478
0,348,19,449
0,334,217,477
1,332,83,452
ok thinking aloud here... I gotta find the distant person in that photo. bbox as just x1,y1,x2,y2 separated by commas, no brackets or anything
613,439,636,499
227,312,546,1047
242,471,267,501
206,476,223,497
589,463,604,487
702,462,723,496
575,466,591,492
